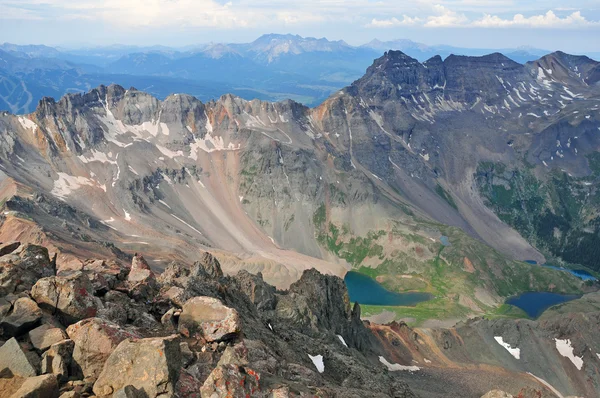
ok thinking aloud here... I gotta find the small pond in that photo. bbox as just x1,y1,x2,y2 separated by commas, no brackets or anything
505,291,581,318
344,271,433,306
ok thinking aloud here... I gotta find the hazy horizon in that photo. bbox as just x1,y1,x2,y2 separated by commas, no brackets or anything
1,1,599,53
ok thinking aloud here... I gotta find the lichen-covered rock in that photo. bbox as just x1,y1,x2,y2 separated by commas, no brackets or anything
40,339,74,383
31,272,102,325
178,297,240,342
92,335,181,397
29,324,68,351
200,364,261,398
8,374,59,398
66,318,140,381
0,337,39,377
1,297,42,337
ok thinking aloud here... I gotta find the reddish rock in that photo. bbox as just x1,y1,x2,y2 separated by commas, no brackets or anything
200,364,261,398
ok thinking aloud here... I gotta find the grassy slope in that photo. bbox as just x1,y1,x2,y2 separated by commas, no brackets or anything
313,205,584,326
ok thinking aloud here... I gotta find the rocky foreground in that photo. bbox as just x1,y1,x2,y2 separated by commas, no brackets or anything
0,240,419,397
0,241,582,397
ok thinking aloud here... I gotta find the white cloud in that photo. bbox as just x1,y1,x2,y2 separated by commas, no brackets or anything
424,4,468,27
1,1,599,31
366,16,421,28
473,10,599,28
0,5,43,20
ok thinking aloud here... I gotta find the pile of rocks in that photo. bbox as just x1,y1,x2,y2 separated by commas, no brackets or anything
0,242,416,397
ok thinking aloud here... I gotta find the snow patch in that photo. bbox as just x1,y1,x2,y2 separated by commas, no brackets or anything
308,354,324,373
170,214,203,236
555,339,583,370
124,210,131,221
18,116,38,132
158,199,172,209
494,336,520,359
379,356,419,372
337,335,348,348
159,122,170,136
51,173,102,199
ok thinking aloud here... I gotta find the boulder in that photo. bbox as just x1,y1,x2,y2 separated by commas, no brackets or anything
29,324,68,351
178,297,240,342
0,244,54,295
31,272,102,325
66,318,140,381
0,297,42,337
92,335,181,397
0,337,39,377
200,364,261,398
8,374,59,398
40,339,74,383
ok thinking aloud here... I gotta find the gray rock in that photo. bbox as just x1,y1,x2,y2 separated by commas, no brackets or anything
0,337,39,377
234,270,276,311
192,252,223,279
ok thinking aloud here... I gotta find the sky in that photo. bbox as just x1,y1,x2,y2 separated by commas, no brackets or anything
1,0,599,52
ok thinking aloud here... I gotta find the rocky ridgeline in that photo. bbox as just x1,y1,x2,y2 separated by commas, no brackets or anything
0,241,416,397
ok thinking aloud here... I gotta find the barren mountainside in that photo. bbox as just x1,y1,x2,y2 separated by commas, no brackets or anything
0,49,600,396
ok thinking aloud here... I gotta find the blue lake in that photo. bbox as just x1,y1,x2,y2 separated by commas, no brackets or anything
344,271,433,306
505,292,581,318
524,260,597,281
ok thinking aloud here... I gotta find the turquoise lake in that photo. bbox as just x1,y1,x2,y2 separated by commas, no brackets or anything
344,271,433,306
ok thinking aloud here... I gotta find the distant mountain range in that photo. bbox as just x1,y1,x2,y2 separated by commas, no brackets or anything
1,34,599,115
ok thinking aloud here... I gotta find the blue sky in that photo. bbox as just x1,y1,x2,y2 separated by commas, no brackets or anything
1,0,599,52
